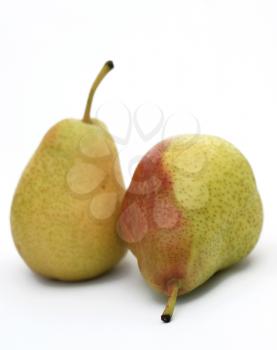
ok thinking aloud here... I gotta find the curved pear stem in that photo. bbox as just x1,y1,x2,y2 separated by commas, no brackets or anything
82,60,114,124
161,284,179,323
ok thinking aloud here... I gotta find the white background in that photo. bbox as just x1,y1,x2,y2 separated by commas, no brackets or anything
0,0,276,349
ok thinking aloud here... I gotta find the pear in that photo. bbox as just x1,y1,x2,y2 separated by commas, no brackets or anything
11,61,126,281
118,135,263,322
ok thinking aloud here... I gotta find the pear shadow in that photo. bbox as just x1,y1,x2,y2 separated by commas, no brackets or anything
27,256,132,289
150,254,261,306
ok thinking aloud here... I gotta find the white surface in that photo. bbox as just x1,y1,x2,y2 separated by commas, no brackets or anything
0,0,276,349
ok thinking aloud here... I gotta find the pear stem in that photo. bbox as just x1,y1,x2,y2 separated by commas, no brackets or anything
161,284,179,323
82,60,114,124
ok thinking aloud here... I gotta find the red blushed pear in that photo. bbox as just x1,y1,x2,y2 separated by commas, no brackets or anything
118,135,263,322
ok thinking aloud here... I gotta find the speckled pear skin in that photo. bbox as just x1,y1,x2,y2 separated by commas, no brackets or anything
119,135,263,296
11,119,126,281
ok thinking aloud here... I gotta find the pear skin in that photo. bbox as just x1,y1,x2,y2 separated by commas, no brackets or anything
118,135,263,322
11,61,126,281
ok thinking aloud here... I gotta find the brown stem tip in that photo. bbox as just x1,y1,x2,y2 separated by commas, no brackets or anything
161,314,172,323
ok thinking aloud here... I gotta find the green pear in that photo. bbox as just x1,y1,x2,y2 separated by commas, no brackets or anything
11,61,126,281
118,135,263,322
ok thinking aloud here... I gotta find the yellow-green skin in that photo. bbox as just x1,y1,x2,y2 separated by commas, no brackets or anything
119,135,263,296
11,119,126,281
